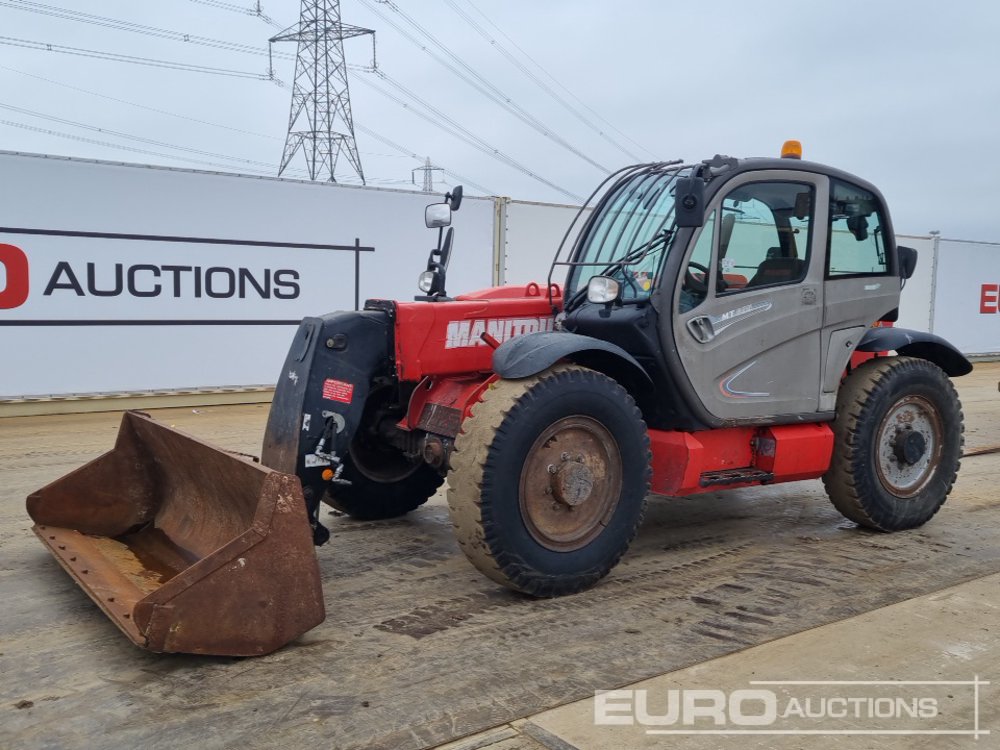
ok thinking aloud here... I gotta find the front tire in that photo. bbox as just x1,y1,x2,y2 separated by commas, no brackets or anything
823,356,963,531
447,365,650,596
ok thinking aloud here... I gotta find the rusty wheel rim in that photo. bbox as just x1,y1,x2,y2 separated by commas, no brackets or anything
874,395,943,498
518,416,622,552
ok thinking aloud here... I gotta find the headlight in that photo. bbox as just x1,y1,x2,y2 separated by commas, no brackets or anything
418,270,436,293
586,275,621,304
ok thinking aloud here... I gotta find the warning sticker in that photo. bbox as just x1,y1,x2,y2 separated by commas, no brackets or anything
322,378,354,403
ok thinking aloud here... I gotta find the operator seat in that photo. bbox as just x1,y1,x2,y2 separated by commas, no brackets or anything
747,248,805,287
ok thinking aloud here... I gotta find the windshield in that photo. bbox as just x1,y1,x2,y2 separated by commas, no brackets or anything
564,166,690,302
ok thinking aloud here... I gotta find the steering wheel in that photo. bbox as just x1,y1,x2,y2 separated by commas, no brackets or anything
684,261,710,294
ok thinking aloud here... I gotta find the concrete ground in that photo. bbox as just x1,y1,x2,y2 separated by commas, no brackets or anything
1,364,998,750
442,573,998,750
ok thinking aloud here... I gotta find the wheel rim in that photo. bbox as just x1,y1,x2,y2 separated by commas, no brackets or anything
518,415,622,551
874,395,943,498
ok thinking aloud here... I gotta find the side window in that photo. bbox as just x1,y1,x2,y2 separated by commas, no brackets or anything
718,182,814,294
828,180,889,276
679,210,715,312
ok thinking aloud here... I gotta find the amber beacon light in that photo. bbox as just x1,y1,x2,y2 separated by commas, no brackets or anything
781,140,803,159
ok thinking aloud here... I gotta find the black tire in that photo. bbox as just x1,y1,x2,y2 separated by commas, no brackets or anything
323,446,444,521
447,365,650,596
823,356,963,531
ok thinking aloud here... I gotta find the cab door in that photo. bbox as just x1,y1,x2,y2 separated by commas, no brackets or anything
672,170,830,421
818,178,901,411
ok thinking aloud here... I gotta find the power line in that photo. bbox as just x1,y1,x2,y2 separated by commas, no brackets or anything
0,118,286,175
443,0,647,163
0,115,418,186
0,0,295,62
188,0,283,29
0,63,279,140
356,0,609,174
0,63,414,163
149,0,580,196
0,5,518,194
355,71,582,201
0,100,292,170
356,125,493,195
459,0,657,161
0,35,271,79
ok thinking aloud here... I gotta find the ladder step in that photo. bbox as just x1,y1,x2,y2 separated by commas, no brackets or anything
699,467,774,488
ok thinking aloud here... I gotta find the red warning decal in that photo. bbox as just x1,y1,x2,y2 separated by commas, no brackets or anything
322,378,355,403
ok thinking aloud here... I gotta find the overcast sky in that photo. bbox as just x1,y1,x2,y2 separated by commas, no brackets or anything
1,0,998,240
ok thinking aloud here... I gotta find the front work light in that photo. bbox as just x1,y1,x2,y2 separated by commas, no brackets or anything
587,275,621,304
418,270,436,293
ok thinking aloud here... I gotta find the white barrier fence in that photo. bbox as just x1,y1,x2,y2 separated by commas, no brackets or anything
1,151,996,398
0,151,494,398
931,238,1000,355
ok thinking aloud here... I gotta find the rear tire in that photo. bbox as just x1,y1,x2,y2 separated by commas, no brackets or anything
823,356,963,531
447,365,650,596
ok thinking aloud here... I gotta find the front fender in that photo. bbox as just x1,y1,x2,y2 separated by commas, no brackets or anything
493,331,651,382
857,327,972,376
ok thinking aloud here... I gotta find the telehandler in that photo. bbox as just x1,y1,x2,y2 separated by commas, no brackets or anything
27,142,969,655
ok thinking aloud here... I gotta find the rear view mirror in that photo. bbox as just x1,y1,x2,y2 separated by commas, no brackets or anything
425,202,451,228
447,185,463,211
674,177,705,227
898,245,918,280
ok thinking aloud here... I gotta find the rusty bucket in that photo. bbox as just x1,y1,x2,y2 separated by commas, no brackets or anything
26,411,325,656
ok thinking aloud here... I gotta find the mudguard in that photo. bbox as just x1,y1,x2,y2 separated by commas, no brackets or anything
262,307,394,538
857,327,972,376
493,330,651,382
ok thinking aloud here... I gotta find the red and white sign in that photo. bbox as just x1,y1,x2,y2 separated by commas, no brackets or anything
322,378,355,403
0,243,29,310
444,315,554,349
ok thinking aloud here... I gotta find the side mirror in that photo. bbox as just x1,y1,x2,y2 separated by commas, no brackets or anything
447,185,463,211
425,202,451,228
898,245,918,280
674,177,705,227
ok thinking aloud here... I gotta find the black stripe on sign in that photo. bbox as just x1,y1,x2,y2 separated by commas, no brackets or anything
0,226,374,252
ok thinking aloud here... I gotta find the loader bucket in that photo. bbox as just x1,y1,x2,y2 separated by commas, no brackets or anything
26,411,325,656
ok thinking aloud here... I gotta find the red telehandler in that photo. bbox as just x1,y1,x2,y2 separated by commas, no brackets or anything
28,144,969,655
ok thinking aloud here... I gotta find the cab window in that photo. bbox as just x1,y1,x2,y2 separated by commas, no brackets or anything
679,210,715,312
717,182,814,294
828,179,889,276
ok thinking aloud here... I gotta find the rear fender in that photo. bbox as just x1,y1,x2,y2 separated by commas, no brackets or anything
856,327,972,376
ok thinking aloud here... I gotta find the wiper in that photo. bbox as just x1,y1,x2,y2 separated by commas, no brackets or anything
564,228,674,313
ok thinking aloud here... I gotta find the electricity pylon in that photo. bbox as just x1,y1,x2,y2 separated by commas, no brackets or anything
270,0,374,183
